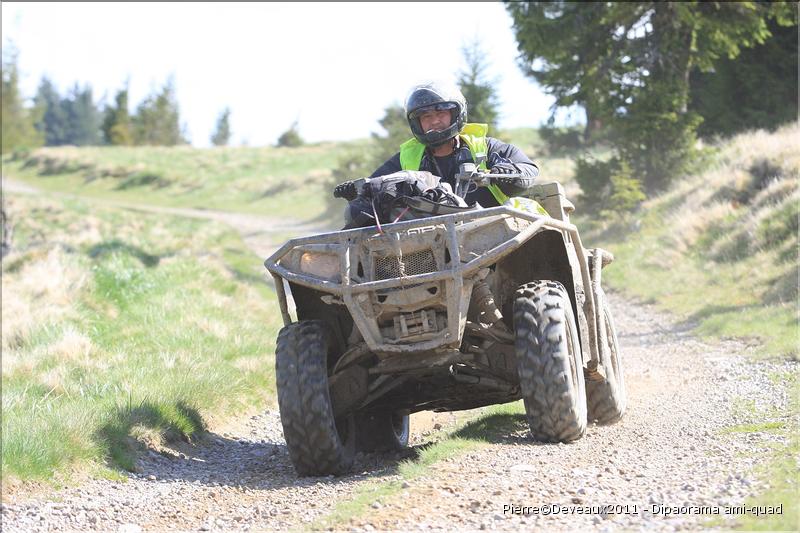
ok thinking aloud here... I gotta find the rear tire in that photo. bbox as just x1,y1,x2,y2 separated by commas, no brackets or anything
355,411,410,452
586,290,627,424
513,280,587,442
275,320,355,476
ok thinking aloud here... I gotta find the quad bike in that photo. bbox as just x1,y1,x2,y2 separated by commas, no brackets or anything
264,164,626,476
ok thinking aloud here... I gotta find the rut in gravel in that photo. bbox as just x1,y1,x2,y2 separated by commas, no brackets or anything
1,180,795,532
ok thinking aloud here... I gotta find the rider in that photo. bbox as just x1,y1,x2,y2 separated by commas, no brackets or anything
371,80,539,207
342,81,540,228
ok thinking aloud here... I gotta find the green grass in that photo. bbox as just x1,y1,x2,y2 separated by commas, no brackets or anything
3,142,367,221
501,126,583,196
733,443,799,532
1,191,284,486
3,129,581,224
722,421,786,434
731,373,799,531
580,209,798,359
310,402,527,530
575,123,799,360
309,480,405,531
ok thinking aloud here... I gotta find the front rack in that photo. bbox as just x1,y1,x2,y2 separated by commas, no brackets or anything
264,206,599,362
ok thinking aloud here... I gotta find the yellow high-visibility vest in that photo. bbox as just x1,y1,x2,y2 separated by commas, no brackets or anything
398,123,508,204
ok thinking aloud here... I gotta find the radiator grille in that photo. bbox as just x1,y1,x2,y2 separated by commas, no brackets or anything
374,249,437,280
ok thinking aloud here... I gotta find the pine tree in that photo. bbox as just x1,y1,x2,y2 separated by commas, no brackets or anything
102,86,133,146
507,1,796,195
210,107,231,146
1,45,43,154
457,41,500,133
689,17,798,138
132,77,185,146
33,81,101,147
61,83,101,146
33,77,69,146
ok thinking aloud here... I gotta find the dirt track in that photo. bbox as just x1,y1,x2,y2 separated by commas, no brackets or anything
2,179,795,532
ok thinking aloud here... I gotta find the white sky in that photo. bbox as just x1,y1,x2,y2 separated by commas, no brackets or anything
2,2,580,147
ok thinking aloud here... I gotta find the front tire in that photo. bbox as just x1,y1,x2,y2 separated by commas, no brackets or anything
275,320,355,476
513,280,587,442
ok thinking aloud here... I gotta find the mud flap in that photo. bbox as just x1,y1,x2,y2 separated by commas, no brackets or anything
584,248,614,382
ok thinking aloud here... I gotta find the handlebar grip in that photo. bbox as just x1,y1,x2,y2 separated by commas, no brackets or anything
333,181,358,200
491,175,527,187
481,172,525,180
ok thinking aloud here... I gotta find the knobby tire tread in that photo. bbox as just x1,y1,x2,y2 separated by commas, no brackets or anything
514,280,587,442
275,320,353,476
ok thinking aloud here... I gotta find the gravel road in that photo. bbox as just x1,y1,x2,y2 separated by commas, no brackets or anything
2,179,796,531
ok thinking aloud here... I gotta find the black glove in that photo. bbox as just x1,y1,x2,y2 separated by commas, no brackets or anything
487,152,519,175
334,180,358,200
492,175,527,188
489,162,519,174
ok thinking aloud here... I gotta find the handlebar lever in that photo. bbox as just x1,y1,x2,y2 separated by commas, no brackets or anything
454,163,524,192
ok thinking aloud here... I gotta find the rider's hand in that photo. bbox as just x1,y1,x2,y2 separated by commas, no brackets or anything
492,175,527,188
334,180,358,200
489,162,519,175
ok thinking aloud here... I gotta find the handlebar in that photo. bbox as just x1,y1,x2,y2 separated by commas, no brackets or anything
453,163,524,197
332,163,526,201
453,162,523,184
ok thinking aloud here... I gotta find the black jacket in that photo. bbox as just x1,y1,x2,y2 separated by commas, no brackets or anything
369,137,539,207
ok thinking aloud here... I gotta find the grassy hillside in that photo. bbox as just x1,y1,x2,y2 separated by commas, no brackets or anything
1,191,284,487
577,122,799,359
2,130,581,225
3,142,366,221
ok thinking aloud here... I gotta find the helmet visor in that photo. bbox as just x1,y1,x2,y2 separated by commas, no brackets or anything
408,102,458,121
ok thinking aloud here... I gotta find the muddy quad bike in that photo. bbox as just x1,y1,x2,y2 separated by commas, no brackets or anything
264,164,626,476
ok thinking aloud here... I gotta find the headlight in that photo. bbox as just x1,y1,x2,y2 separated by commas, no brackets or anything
300,252,340,280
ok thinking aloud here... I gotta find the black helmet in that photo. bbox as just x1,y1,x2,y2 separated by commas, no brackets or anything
404,82,467,147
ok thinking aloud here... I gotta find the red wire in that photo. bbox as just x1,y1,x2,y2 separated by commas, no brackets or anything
372,198,383,233
393,206,410,223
